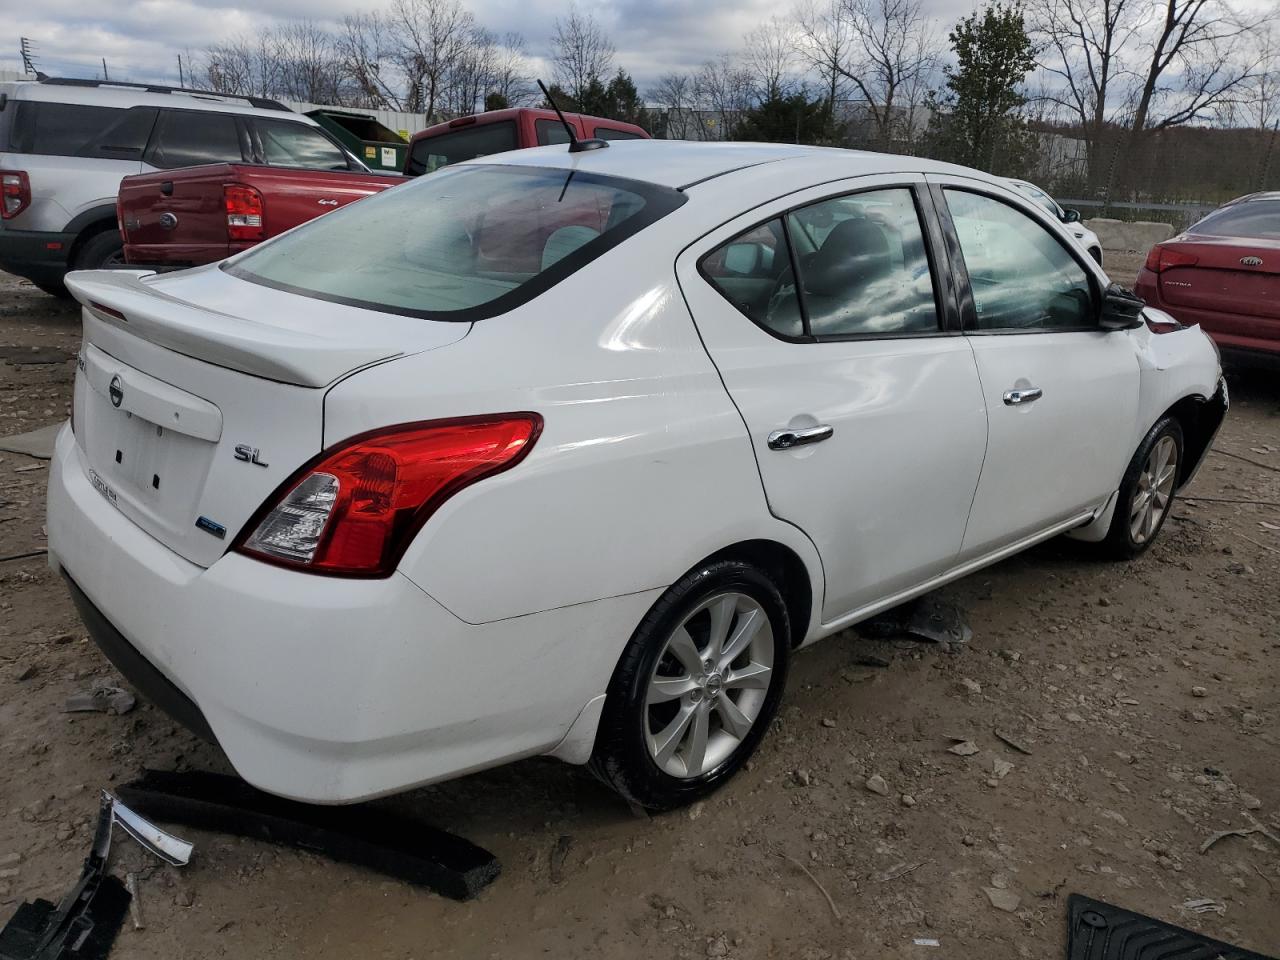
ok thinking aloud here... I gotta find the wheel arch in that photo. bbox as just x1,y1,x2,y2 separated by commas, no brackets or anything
65,204,120,267
696,539,815,648
1160,386,1227,488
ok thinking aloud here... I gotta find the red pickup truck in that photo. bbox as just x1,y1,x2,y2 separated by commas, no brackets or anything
119,108,649,268
119,164,403,268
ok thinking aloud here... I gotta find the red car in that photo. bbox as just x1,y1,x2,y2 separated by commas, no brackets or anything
404,108,649,176
1134,192,1279,359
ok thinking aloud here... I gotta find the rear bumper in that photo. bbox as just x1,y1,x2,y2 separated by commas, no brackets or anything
47,425,642,803
123,241,253,269
0,227,74,286
1136,268,1280,357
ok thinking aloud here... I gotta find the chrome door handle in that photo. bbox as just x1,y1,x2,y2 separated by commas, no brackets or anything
768,424,834,450
1003,387,1043,406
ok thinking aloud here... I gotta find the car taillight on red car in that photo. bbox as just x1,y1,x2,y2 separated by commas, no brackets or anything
235,414,542,577
1,170,31,219
1144,244,1199,273
224,184,265,241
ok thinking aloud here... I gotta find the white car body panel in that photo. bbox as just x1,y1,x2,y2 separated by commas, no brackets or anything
47,140,1224,802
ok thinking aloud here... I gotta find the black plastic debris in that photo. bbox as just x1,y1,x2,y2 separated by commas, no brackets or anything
857,594,973,648
1067,894,1277,960
118,770,500,901
0,797,128,960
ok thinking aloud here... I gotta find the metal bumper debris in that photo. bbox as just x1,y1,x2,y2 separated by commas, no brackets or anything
0,793,191,960
118,770,500,901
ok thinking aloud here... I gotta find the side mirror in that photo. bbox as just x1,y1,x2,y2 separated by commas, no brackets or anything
1099,282,1145,330
1062,208,1082,224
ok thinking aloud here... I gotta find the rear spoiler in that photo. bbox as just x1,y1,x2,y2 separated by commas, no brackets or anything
65,269,402,388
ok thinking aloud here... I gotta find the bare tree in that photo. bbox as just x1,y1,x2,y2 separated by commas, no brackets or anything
842,0,937,145
389,0,476,118
649,72,697,138
489,33,535,108
339,12,404,109
743,17,798,99
271,20,348,105
550,5,616,103
694,55,756,140
794,0,855,106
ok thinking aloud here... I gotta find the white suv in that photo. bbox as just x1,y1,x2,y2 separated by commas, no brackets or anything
0,76,366,295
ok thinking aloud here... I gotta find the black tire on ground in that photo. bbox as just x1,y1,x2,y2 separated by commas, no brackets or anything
589,559,791,812
34,281,71,298
1100,415,1184,560
72,229,125,271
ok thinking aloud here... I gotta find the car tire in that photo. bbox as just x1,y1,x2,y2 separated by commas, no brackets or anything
1101,415,1184,560
589,559,791,811
34,281,71,299
72,229,125,271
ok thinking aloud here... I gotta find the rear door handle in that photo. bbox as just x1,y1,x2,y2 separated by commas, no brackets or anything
768,424,834,450
1003,387,1043,406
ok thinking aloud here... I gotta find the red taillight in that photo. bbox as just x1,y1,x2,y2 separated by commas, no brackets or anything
235,414,542,577
1,170,31,220
1144,244,1199,273
224,183,264,241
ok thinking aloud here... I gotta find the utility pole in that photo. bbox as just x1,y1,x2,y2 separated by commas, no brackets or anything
177,53,185,88
20,37,37,75
102,58,109,80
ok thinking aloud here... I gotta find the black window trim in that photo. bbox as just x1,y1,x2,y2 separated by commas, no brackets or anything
695,180,955,345
930,179,1104,337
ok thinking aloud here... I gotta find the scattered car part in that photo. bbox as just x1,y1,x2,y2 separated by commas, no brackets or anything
62,688,135,717
117,770,499,901
0,793,189,960
858,595,973,648
1067,894,1275,960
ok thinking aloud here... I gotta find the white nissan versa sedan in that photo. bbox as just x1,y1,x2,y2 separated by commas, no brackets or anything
48,140,1226,810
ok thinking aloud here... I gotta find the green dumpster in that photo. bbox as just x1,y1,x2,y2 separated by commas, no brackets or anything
305,109,408,172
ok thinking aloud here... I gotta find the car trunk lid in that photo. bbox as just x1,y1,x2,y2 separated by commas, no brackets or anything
64,266,470,567
1157,235,1280,323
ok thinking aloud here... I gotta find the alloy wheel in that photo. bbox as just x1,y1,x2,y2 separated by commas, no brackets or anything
1129,435,1178,545
644,592,775,779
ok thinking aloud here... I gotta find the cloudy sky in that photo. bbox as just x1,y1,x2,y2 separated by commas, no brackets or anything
0,0,970,94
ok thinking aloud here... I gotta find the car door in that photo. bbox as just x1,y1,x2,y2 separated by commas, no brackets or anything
677,177,988,622
928,178,1140,558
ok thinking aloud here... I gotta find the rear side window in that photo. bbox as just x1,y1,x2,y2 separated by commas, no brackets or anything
8,102,125,157
700,187,940,340
254,118,350,169
1192,200,1280,239
406,121,517,176
596,127,643,141
535,119,574,145
146,110,244,169
226,164,687,321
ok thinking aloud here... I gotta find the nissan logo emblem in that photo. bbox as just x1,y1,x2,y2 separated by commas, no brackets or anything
1240,256,1263,267
109,375,123,408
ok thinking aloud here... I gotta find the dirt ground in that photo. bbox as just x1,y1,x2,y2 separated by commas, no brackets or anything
1,259,1277,960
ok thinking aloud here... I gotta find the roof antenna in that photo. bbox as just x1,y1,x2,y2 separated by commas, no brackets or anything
537,79,608,154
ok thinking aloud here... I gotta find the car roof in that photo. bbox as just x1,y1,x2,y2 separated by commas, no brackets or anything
412,108,647,141
0,79,312,122
463,139,1002,192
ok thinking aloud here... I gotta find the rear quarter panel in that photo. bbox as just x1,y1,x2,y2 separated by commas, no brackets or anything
320,221,823,632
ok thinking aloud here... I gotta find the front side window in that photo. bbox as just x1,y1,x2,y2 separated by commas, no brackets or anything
946,189,1094,332
147,110,244,168
225,164,686,320
405,121,517,176
255,118,350,169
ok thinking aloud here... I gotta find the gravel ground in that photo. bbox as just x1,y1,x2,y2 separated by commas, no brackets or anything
1,259,1278,959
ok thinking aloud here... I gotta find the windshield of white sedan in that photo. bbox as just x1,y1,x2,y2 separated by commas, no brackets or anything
225,165,685,320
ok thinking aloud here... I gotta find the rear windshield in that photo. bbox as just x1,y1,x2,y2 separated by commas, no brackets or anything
224,164,686,321
406,121,517,175
1192,200,1280,239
